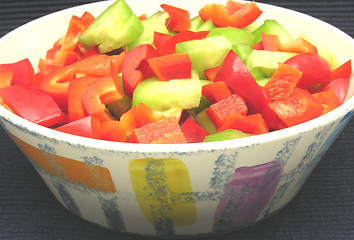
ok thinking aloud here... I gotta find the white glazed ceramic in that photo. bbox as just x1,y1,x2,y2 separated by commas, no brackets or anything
0,0,353,238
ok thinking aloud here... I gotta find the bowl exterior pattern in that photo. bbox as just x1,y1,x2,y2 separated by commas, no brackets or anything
0,109,352,237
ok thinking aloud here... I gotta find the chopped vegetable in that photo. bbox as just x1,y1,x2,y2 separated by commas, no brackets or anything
0,84,66,127
160,4,191,32
0,0,351,144
147,53,191,81
204,129,253,142
181,118,210,143
269,88,325,127
79,0,144,53
83,75,123,121
122,44,159,98
199,1,262,28
132,78,202,111
0,59,35,85
284,53,332,89
131,117,187,143
56,115,101,139
206,94,248,127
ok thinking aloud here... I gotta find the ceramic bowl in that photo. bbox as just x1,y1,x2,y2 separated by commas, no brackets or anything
0,0,353,238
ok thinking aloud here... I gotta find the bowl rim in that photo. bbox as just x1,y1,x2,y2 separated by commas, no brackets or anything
0,0,353,154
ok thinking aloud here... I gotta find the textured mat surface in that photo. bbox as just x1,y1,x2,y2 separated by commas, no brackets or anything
0,1,353,239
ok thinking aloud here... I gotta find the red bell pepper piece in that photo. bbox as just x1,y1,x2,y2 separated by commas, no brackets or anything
259,84,271,100
331,60,352,80
138,13,148,21
122,44,159,98
261,33,279,52
160,4,191,32
46,45,81,67
135,103,161,128
136,59,156,81
109,49,128,100
265,63,302,101
279,37,317,54
40,65,76,111
61,15,90,51
74,42,88,58
67,76,98,122
80,11,95,25
0,95,8,109
202,81,232,104
55,115,101,139
260,31,316,54
0,69,13,88
110,48,127,80
101,120,124,142
206,93,248,127
53,50,81,67
284,53,331,90
0,58,35,86
313,88,341,115
155,30,209,56
53,35,65,48
101,106,138,142
180,118,210,143
0,84,66,127
150,132,187,144
38,60,58,77
214,50,286,129
81,46,100,59
74,54,124,76
153,32,173,49
46,45,61,60
217,112,269,135
33,72,43,86
269,88,324,127
83,75,123,122
252,41,264,50
40,54,122,111
198,0,262,28
323,77,350,104
204,66,219,81
131,117,187,144
147,53,191,81
214,50,261,110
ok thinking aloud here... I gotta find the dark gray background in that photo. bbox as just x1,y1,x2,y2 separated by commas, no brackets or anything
0,1,353,239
